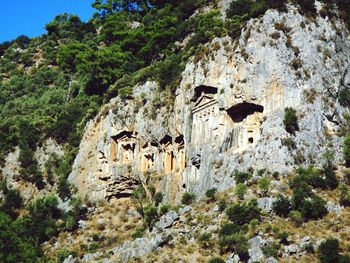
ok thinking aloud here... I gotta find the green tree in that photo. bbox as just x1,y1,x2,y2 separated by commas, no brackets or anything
0,212,39,262
284,107,299,135
226,199,261,225
318,239,341,263
273,195,292,217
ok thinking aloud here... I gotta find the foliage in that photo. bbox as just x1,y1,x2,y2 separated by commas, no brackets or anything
131,185,147,216
218,229,249,260
154,192,163,206
273,195,292,217
232,170,252,184
199,232,212,248
290,165,338,191
226,199,261,225
288,210,303,227
339,183,350,206
143,204,159,228
208,257,226,263
339,88,350,107
218,198,227,212
318,239,342,263
234,183,247,200
0,212,40,262
284,107,299,135
344,135,350,167
258,177,270,195
205,188,217,201
181,192,196,205
131,226,145,239
262,242,281,258
299,195,327,220
160,204,171,215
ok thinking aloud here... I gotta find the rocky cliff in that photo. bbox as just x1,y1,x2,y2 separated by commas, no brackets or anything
68,2,350,204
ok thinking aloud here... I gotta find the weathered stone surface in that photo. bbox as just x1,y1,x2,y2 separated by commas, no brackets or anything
81,234,164,262
248,236,266,263
114,234,165,262
155,211,179,230
257,197,276,213
326,201,343,214
67,4,349,204
266,257,279,263
178,206,192,215
226,253,240,263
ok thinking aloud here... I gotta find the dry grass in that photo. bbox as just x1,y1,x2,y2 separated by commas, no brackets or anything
43,198,142,260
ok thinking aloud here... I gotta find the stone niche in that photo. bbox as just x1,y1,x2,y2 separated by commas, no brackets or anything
111,130,137,165
140,142,158,172
190,85,220,144
175,135,186,171
226,102,264,149
160,135,174,174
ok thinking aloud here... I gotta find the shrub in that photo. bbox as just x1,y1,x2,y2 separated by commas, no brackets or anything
226,199,261,225
273,195,292,217
339,88,350,107
199,232,212,248
318,239,341,263
144,205,159,228
281,137,297,151
227,0,253,17
181,192,196,205
291,184,313,211
219,231,249,260
205,188,217,201
258,177,270,195
218,198,227,212
235,183,247,200
293,0,317,15
288,210,303,226
131,226,145,239
284,107,299,135
160,204,171,215
300,195,327,220
219,223,243,237
291,165,338,190
208,257,226,263
232,170,252,184
262,242,281,257
344,135,350,167
339,184,350,206
154,192,163,206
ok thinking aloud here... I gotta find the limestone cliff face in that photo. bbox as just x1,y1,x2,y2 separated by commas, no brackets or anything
68,3,350,203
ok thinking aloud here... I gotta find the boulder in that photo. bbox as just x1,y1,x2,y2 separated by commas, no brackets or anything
266,257,278,263
155,211,179,230
257,198,276,213
326,201,342,214
227,253,240,263
115,234,165,262
178,206,192,215
248,236,266,263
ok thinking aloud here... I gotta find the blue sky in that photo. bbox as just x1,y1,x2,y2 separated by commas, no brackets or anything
0,0,96,42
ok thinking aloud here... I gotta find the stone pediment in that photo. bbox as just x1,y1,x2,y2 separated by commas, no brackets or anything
192,94,218,113
112,130,137,142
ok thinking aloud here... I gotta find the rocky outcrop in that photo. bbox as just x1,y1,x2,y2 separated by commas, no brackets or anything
248,235,266,263
80,233,165,262
68,2,350,203
155,211,179,230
